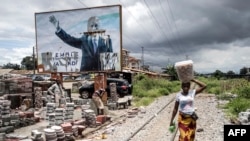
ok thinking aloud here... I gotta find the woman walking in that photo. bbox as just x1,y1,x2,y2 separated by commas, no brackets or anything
169,79,206,141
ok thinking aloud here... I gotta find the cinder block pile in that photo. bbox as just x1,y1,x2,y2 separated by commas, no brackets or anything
61,122,73,137
10,113,20,128
34,87,43,109
31,129,44,141
109,83,118,102
0,133,5,141
54,108,65,126
0,100,15,134
64,103,75,122
46,103,56,125
44,128,58,141
51,125,65,141
107,83,118,110
82,109,96,127
72,125,79,137
0,100,11,127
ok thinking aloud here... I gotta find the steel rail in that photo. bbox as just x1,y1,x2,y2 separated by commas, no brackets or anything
124,96,176,141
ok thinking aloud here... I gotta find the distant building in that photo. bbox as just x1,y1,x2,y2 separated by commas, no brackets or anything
122,49,140,70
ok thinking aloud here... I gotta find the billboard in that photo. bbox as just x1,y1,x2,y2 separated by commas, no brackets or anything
35,5,122,73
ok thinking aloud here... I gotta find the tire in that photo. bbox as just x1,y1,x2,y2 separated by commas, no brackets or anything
81,91,90,99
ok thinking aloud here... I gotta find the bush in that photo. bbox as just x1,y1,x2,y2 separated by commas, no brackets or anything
236,86,250,99
158,88,170,96
225,98,250,115
132,74,180,106
132,75,250,116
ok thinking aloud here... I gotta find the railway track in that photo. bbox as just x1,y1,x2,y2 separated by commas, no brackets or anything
125,96,176,141
83,86,226,141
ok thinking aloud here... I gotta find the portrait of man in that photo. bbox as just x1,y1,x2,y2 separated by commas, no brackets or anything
35,5,121,73
49,15,113,71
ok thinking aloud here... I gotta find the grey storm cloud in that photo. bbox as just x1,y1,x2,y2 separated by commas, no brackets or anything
1,0,250,73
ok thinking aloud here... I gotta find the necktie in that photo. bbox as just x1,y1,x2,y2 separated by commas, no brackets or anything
93,37,97,53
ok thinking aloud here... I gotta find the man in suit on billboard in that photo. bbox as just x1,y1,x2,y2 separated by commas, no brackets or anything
49,15,113,71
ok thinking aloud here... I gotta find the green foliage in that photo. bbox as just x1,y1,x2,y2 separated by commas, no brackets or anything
21,56,36,70
134,73,148,81
201,77,221,94
132,74,180,106
162,64,178,80
208,87,221,95
236,86,250,99
212,70,224,80
134,97,154,107
225,98,250,115
132,74,250,117
158,88,170,96
2,63,20,70
240,67,248,75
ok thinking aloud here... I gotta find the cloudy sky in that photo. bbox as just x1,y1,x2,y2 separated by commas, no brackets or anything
1,0,250,73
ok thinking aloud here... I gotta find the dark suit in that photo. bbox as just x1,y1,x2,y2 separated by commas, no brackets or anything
55,28,113,71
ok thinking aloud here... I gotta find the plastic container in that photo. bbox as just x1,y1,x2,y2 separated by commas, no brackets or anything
169,121,176,133
175,60,194,83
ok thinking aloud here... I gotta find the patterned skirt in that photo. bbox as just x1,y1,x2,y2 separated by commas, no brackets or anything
177,112,196,141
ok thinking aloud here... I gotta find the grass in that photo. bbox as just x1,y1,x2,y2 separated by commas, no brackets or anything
131,75,250,117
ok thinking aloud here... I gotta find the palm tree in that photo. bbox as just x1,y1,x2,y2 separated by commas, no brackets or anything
162,64,178,81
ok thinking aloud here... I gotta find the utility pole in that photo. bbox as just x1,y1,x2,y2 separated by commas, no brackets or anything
32,46,35,108
33,46,35,74
141,46,144,70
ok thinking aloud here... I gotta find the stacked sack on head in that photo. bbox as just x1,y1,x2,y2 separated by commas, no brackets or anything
174,60,194,83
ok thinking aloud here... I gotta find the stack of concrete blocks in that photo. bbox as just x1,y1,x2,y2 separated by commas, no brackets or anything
54,108,65,126
82,109,96,127
1,100,11,127
117,97,129,109
46,103,56,125
51,125,65,141
238,109,250,125
61,122,73,137
73,99,86,108
31,129,44,141
0,133,6,141
9,113,20,128
0,100,14,133
64,103,75,122
34,87,43,109
107,82,118,110
72,125,79,137
48,113,56,126
44,128,58,141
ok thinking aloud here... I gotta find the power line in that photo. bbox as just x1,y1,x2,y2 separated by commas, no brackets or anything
77,0,88,7
142,0,178,55
158,0,181,51
166,0,186,53
119,0,153,46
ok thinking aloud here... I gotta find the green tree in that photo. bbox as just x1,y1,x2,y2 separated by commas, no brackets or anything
21,56,36,70
227,70,235,75
162,64,178,80
240,67,248,75
212,70,224,80
2,63,20,70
